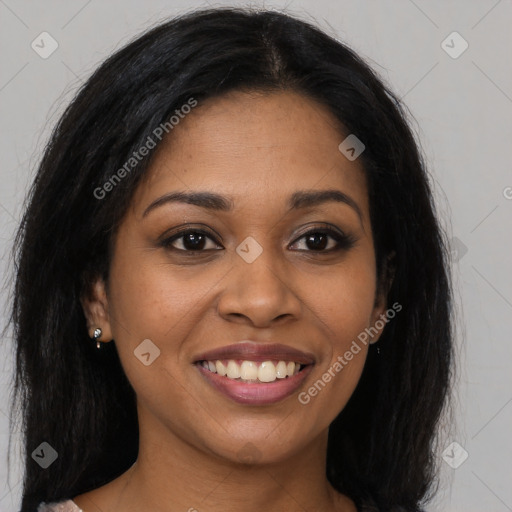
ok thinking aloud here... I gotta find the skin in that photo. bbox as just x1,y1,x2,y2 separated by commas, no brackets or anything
77,90,391,512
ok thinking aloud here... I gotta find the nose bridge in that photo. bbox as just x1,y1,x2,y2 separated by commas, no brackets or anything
217,233,302,325
235,233,289,296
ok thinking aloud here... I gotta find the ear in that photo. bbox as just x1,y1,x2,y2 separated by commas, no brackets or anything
369,251,396,344
80,277,113,342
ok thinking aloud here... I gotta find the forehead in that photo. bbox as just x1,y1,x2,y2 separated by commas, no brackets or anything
132,90,368,217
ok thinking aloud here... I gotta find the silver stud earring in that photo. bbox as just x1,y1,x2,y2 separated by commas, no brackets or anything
93,327,102,349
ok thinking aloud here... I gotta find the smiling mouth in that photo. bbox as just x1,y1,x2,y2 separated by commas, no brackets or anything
196,359,309,383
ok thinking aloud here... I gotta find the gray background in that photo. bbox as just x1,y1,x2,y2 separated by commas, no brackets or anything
1,1,511,511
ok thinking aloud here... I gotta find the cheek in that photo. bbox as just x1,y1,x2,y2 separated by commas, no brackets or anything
300,255,376,411
106,255,203,414
108,250,210,338
105,247,228,390
314,257,377,348
299,290,373,421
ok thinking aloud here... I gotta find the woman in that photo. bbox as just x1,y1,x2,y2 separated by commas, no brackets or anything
8,7,453,512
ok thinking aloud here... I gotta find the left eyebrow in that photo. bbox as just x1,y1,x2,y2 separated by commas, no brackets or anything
142,188,363,225
288,189,363,224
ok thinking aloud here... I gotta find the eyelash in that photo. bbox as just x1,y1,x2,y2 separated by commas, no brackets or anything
159,224,356,255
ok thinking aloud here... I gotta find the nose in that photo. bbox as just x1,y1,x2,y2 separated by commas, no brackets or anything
217,249,303,328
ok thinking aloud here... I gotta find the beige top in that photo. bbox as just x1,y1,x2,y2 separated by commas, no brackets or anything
37,499,83,512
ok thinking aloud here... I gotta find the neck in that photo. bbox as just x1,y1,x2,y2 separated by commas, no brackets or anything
107,407,355,512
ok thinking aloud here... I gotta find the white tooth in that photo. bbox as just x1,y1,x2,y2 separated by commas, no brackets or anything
258,361,277,382
226,360,241,379
240,360,258,380
215,360,227,376
275,361,288,378
294,364,300,375
208,361,216,373
286,361,296,377
201,361,208,369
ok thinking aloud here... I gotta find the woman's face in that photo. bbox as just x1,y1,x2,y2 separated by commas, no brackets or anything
86,90,388,464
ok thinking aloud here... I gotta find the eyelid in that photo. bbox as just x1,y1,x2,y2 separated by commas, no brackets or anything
158,224,222,243
291,222,348,241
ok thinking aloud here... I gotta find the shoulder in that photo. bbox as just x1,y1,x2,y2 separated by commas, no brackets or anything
37,499,83,512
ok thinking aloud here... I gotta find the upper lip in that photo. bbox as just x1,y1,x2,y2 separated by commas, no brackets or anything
193,341,315,365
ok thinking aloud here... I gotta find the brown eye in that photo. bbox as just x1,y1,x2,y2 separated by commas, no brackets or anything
160,229,222,252
290,228,356,253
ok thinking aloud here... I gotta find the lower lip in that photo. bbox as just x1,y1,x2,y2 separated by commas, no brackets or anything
195,363,314,405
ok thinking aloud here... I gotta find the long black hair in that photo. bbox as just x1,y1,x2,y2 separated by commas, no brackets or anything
6,7,453,512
